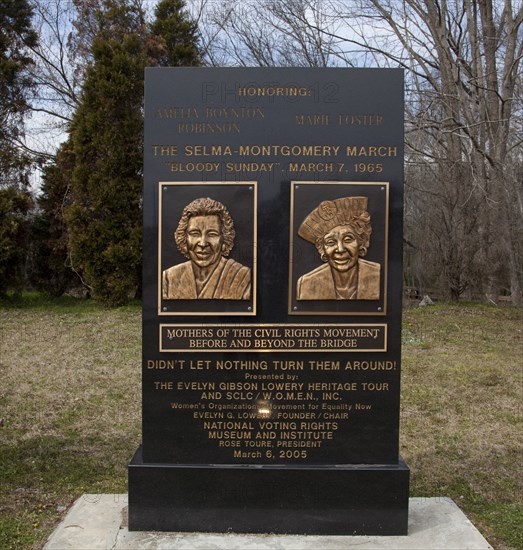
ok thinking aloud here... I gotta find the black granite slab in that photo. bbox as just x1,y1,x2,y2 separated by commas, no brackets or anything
129,67,409,534
129,446,409,535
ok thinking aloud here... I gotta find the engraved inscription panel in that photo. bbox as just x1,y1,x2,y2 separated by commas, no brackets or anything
142,68,404,465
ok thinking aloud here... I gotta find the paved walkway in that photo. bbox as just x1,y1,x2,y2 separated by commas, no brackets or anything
44,495,492,549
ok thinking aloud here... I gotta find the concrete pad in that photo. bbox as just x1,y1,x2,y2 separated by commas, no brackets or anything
44,494,493,550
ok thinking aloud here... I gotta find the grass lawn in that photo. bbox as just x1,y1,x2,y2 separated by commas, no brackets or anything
0,294,521,549
401,303,522,549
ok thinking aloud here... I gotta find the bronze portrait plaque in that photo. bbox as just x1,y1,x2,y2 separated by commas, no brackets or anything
158,182,257,315
289,182,388,315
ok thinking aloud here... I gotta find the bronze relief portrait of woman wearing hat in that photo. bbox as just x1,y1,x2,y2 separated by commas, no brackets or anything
297,196,380,301
289,182,388,315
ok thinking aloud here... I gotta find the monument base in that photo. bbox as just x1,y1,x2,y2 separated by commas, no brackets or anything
128,446,409,535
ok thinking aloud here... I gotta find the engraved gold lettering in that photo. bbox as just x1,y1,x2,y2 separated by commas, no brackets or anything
346,145,397,156
308,382,357,391
244,440,273,447
205,107,265,119
152,145,178,156
238,145,339,156
309,361,340,370
273,360,304,370
208,431,251,439
295,114,331,125
177,381,215,390
184,145,233,156
189,360,211,369
345,360,396,370
167,162,220,172
288,162,334,172
216,360,268,370
194,411,224,419
238,86,310,97
147,359,179,369
218,440,241,447
154,381,173,390
323,327,379,338
226,162,276,172
320,339,357,348
338,114,383,126
234,450,262,458
361,382,389,391
261,382,303,391
170,402,200,409
189,339,227,348
219,382,258,391
177,122,240,134
276,440,321,448
156,107,198,118
284,328,320,338
232,328,252,337
204,421,254,430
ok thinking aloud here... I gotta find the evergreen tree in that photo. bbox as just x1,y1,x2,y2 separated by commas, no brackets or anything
65,0,147,305
0,0,37,167
64,0,201,305
30,142,78,296
0,186,32,294
150,0,201,66
0,0,37,293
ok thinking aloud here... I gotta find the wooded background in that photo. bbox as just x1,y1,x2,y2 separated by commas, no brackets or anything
1,0,521,305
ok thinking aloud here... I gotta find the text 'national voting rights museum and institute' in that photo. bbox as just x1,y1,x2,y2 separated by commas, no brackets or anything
128,67,410,535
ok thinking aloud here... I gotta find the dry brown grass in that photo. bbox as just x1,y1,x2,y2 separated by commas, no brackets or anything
1,308,141,446
401,304,523,549
0,300,141,548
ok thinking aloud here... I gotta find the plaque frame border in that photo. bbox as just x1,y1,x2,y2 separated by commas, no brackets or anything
288,181,389,316
159,322,388,352
157,181,258,316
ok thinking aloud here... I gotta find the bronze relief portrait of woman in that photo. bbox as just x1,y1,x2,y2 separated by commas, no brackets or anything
296,196,380,301
162,197,251,300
